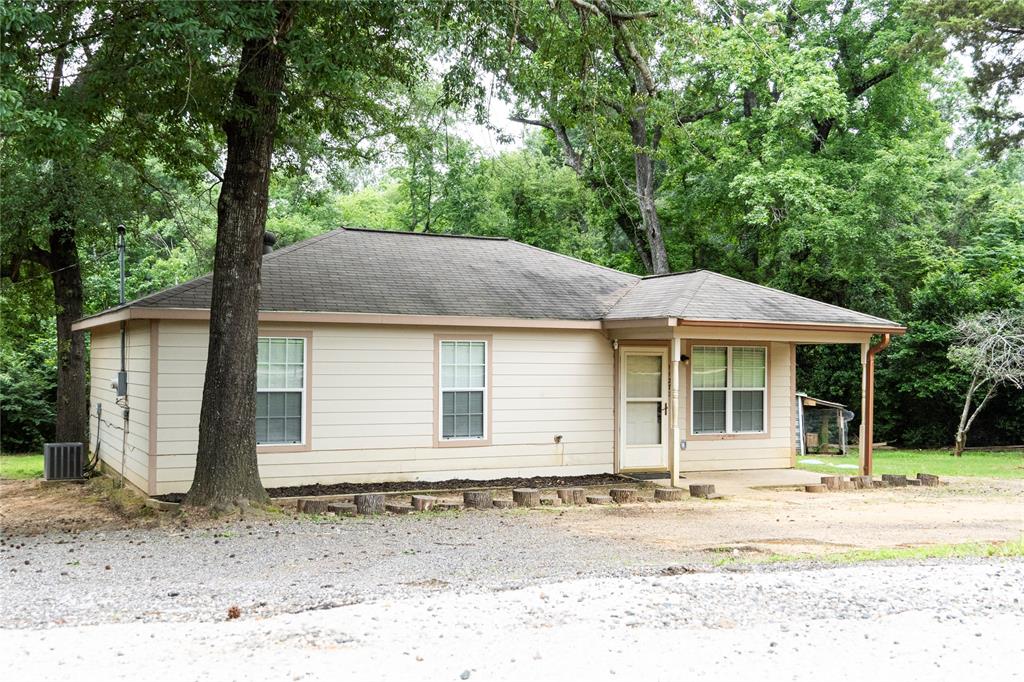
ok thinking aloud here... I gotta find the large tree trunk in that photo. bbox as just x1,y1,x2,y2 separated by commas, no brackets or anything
49,225,88,445
629,117,669,274
185,4,294,507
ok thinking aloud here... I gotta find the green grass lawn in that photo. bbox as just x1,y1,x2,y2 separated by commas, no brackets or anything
797,448,1024,479
0,454,44,480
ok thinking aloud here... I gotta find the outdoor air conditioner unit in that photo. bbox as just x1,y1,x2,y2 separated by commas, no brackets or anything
43,442,85,481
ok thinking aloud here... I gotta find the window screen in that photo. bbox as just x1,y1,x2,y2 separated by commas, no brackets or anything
440,340,486,440
256,337,305,445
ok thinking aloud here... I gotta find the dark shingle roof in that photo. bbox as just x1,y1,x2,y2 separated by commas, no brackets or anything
604,270,900,327
122,227,639,320
82,227,901,329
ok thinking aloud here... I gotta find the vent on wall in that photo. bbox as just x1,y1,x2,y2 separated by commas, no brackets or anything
43,442,85,481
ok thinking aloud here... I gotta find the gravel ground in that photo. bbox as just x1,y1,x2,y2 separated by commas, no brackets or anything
1,511,697,628
2,560,1022,681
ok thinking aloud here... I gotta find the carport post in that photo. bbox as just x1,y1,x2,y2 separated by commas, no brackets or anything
860,334,891,476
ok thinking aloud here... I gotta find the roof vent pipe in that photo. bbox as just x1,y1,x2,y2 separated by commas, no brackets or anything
263,231,277,255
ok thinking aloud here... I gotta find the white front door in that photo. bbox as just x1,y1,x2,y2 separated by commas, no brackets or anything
619,349,669,471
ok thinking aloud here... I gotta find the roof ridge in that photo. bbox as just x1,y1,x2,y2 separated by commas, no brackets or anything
601,277,644,317
342,226,508,241
697,271,899,326
640,269,705,280
673,269,711,317
507,239,643,280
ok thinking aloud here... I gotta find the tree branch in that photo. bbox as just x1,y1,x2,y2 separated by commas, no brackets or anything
509,115,554,130
568,0,658,21
849,69,896,99
676,103,724,125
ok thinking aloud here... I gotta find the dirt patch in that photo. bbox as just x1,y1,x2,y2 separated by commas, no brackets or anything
553,477,1024,557
153,473,634,504
0,478,156,536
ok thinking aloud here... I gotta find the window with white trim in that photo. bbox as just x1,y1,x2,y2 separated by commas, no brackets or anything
256,337,305,445
440,340,486,440
691,345,766,434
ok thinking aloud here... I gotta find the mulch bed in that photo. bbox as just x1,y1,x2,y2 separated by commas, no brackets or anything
154,473,633,504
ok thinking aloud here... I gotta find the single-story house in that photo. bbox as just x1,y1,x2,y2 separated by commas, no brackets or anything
74,227,905,495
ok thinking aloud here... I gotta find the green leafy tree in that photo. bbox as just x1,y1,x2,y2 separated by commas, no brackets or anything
923,0,1024,157
75,0,477,507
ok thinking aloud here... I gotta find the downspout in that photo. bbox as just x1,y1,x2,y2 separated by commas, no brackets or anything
862,333,891,476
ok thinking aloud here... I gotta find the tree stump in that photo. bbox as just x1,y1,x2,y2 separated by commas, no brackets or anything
300,499,329,514
354,493,386,515
539,496,560,506
609,488,638,504
492,499,514,509
463,490,493,510
586,494,612,505
385,503,414,514
512,488,540,507
411,495,437,511
328,502,356,516
839,481,856,490
906,478,922,486
882,474,908,487
556,488,586,505
851,476,873,489
820,476,842,490
917,473,940,487
804,484,827,493
654,488,685,502
688,484,716,499
434,500,463,511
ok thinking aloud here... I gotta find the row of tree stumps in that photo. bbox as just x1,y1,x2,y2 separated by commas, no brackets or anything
292,484,721,516
806,473,941,493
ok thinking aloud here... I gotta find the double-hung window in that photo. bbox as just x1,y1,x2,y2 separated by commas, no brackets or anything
691,345,766,434
439,340,487,440
256,337,306,445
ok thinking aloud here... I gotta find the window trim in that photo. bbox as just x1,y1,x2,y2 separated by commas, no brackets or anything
687,342,769,439
434,334,493,447
256,329,313,453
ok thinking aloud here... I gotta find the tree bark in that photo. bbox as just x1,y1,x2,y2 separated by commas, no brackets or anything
629,117,669,274
954,378,997,457
49,225,88,445
185,4,294,507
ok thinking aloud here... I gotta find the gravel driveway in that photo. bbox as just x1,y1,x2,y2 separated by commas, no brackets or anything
2,512,698,628
2,558,1022,681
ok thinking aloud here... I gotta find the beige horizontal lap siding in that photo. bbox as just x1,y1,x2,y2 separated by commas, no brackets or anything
88,321,150,491
152,321,615,494
680,341,793,472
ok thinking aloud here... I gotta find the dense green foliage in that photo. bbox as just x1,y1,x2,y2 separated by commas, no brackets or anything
2,0,1022,452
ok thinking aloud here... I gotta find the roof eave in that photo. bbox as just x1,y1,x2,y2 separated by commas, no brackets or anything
73,307,606,332
675,318,906,334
